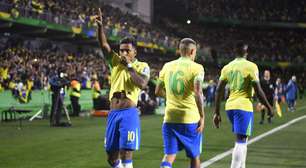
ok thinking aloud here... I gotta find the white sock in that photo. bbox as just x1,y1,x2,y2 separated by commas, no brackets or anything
114,164,123,168
241,144,247,168
122,160,133,168
231,142,247,168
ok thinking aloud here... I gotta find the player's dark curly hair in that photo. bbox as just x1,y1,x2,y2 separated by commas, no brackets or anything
120,36,137,49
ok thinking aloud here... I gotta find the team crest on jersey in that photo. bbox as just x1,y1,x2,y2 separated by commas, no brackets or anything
142,67,150,77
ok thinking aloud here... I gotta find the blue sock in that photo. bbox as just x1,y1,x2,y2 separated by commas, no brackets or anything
160,161,172,168
122,159,132,164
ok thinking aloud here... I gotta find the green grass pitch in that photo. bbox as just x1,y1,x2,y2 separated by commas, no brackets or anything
0,90,306,168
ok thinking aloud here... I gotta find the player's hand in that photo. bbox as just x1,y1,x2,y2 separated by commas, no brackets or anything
213,113,221,128
120,56,131,66
95,8,103,27
197,117,205,133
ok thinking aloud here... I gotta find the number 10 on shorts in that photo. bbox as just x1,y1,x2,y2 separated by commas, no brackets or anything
127,131,135,142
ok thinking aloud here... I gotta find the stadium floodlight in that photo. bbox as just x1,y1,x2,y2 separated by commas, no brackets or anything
187,19,191,24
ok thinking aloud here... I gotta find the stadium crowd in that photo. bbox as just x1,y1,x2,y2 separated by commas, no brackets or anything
1,0,180,49
2,0,306,64
158,19,306,63
0,0,306,116
189,0,306,22
0,36,109,91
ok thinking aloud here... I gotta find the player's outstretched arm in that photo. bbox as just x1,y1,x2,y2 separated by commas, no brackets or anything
213,79,226,128
253,81,274,117
95,8,111,54
194,79,205,133
155,81,166,98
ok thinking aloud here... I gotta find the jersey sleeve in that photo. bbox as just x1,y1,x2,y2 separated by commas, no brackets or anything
193,65,205,83
250,64,259,82
219,66,227,81
158,65,166,82
111,51,121,66
139,63,150,79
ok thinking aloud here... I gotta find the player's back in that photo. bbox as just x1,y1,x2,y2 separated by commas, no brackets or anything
160,57,204,123
220,57,259,112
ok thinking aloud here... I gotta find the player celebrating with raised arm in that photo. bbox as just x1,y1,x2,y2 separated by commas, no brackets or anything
95,8,150,168
213,42,273,168
155,38,205,168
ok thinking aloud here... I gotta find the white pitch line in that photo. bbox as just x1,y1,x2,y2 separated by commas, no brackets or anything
201,106,306,168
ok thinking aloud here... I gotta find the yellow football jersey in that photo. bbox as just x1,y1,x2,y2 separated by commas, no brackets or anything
159,57,204,123
109,51,150,104
220,57,259,112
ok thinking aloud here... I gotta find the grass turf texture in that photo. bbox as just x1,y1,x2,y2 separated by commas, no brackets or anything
0,91,305,168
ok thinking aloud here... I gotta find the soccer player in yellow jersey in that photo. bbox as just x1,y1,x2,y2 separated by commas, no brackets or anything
214,42,273,168
155,38,205,168
96,8,150,168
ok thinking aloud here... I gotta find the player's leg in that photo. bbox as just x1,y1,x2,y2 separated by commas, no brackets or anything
107,151,122,168
160,123,179,168
231,134,248,168
190,156,201,168
229,110,253,168
180,123,203,168
120,150,133,168
119,107,141,168
161,154,176,168
105,110,122,168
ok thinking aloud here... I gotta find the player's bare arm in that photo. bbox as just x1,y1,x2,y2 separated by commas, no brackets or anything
155,81,166,98
95,8,111,54
194,79,205,133
128,69,149,89
120,56,149,89
213,79,226,128
253,81,274,117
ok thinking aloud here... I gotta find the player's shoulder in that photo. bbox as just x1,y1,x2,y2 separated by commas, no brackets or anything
191,61,204,72
245,59,257,67
192,61,203,68
244,59,258,71
162,60,175,69
222,61,231,71
136,60,149,68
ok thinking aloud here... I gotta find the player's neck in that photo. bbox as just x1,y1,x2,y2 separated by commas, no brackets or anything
179,56,192,60
235,56,246,60
236,53,247,59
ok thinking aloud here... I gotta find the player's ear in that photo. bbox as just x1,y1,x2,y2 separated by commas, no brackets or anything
190,48,196,56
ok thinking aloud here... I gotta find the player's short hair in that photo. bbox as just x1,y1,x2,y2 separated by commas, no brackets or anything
179,38,196,55
120,36,137,49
